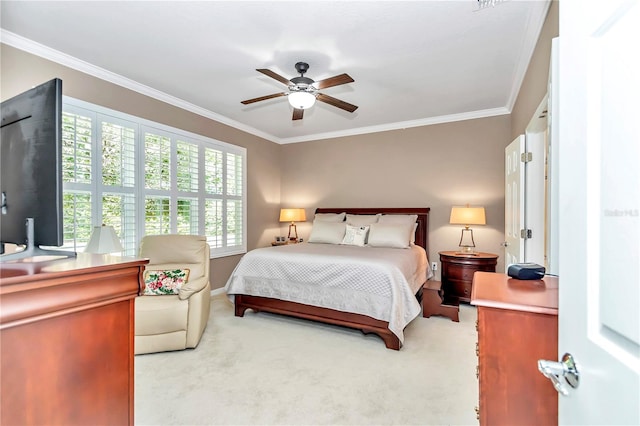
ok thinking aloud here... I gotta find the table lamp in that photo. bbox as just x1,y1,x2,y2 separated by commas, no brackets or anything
279,208,306,242
85,224,124,254
449,205,486,254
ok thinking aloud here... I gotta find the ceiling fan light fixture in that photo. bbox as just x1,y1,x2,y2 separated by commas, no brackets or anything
288,91,316,110
242,62,356,120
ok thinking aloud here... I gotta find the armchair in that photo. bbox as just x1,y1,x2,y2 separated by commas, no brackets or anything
135,234,211,355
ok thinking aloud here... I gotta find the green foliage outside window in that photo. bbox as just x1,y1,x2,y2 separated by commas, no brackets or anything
60,101,245,256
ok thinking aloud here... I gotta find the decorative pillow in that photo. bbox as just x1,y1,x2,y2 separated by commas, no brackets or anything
341,224,370,247
367,223,413,249
313,212,346,222
308,221,346,244
379,214,419,244
345,214,380,226
143,269,190,295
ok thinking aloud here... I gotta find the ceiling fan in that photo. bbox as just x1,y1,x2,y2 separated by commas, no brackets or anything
241,62,358,121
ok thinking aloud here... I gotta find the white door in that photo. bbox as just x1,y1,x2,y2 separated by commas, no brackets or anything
546,38,560,277
555,0,640,423
504,135,525,271
524,97,548,267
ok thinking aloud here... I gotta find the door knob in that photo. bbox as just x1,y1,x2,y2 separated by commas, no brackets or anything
501,241,509,247
538,353,579,396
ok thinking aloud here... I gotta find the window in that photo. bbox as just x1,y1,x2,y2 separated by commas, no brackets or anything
61,97,246,258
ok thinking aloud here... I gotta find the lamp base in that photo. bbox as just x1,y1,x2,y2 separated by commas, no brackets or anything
455,245,478,256
456,228,477,255
287,222,298,242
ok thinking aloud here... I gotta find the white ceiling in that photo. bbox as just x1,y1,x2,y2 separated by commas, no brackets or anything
0,1,550,144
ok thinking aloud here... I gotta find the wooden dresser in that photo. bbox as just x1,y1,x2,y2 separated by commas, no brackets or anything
0,254,148,426
471,272,558,426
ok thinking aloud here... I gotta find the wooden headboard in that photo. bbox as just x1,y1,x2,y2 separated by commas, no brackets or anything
314,207,430,255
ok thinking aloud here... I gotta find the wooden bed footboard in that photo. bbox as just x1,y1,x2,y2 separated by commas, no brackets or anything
233,207,430,350
234,294,402,350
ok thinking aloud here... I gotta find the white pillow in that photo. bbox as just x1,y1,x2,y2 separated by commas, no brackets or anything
379,214,419,244
314,212,346,222
341,225,370,247
367,223,413,248
345,214,380,226
308,221,346,244
378,214,418,225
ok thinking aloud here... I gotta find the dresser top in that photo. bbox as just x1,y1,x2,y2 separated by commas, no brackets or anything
471,271,558,315
0,253,148,285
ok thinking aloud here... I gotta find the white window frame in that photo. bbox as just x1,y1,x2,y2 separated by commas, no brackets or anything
62,97,247,258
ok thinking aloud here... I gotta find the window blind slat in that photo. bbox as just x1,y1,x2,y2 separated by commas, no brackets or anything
61,98,246,257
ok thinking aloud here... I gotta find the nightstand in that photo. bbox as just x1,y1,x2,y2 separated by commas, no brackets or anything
422,280,459,322
271,240,299,246
439,251,498,303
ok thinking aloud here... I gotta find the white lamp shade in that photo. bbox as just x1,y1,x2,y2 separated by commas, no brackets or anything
450,206,486,226
85,225,124,254
288,92,316,109
279,208,307,223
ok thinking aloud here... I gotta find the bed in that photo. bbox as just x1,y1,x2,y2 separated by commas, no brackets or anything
225,207,431,350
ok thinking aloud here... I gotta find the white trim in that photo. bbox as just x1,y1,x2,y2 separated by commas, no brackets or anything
505,2,552,111
3,29,522,146
65,97,246,156
1,30,278,144
278,107,511,144
211,287,226,297
62,96,247,259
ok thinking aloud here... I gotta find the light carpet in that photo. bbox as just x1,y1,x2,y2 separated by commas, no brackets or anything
135,293,479,426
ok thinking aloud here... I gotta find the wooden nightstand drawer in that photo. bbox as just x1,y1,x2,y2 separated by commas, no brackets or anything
451,280,472,298
448,266,476,281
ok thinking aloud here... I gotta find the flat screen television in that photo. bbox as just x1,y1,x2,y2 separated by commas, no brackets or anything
0,78,75,261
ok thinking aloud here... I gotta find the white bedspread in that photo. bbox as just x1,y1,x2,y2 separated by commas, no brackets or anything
224,242,432,343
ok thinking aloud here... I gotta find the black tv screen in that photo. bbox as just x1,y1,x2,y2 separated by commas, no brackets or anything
1,78,64,251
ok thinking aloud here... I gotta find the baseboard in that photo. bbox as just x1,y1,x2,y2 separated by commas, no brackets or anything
211,287,226,297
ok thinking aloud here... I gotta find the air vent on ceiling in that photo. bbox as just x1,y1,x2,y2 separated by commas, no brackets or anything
475,0,510,11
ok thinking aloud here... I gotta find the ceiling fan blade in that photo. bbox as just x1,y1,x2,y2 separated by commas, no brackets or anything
241,92,286,105
316,93,358,113
292,108,304,120
314,73,354,89
256,69,291,86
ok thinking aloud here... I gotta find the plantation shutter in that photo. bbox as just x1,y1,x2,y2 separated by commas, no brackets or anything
61,97,246,258
100,119,137,254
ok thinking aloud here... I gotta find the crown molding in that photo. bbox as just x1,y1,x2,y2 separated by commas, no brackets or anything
0,29,280,144
505,1,552,111
2,28,518,145
278,107,511,144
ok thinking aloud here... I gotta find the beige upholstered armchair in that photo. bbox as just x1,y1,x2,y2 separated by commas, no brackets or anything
135,234,211,355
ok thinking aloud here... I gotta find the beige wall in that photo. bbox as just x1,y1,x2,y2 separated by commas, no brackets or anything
0,44,282,289
1,2,558,285
280,1,559,278
281,116,511,277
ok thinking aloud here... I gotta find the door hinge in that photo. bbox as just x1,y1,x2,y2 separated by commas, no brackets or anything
521,229,532,239
521,152,533,163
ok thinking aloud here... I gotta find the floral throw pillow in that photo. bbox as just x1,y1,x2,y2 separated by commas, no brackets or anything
143,269,190,296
